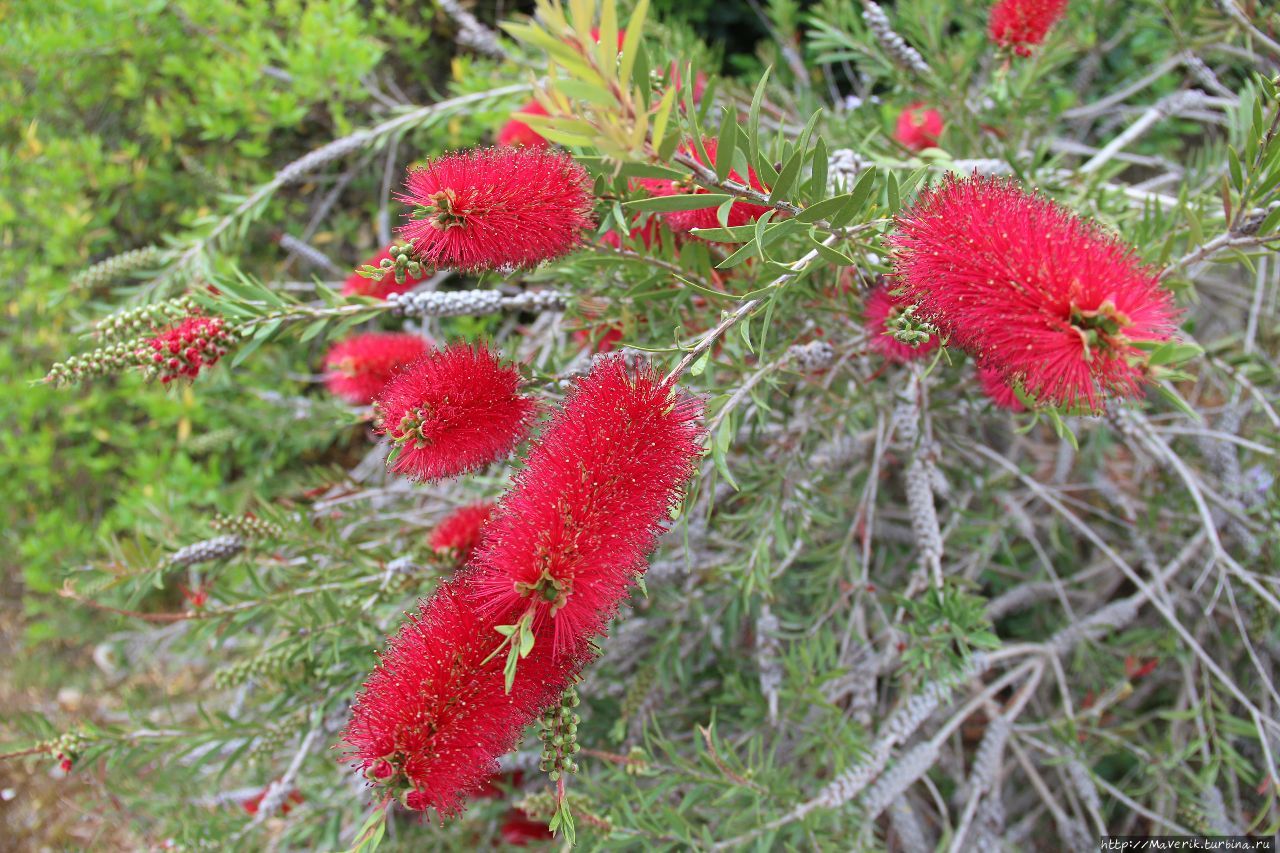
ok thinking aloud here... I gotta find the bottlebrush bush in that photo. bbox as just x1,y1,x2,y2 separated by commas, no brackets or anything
6,0,1280,849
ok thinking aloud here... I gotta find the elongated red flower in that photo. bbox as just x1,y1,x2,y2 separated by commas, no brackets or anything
977,364,1026,412
640,139,771,235
397,148,595,272
141,315,234,383
895,104,943,152
468,357,703,652
890,175,1177,409
343,248,428,300
496,101,550,149
988,0,1068,56
374,342,535,482
341,578,584,818
431,503,496,565
863,285,940,364
323,333,431,405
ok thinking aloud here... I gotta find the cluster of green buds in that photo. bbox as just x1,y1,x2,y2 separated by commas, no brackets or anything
211,513,284,541
357,242,425,285
45,338,148,386
538,687,582,781
93,295,197,342
888,303,937,349
212,644,298,689
50,729,92,772
70,245,162,291
250,724,294,763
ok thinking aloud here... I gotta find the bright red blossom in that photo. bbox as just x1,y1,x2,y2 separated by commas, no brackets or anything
500,809,554,845
640,138,772,235
496,101,550,149
988,0,1069,56
375,342,534,482
977,364,1026,412
890,175,1176,409
895,104,943,152
468,357,703,652
142,315,234,383
323,333,430,405
397,148,595,272
863,285,940,364
430,503,496,565
343,248,428,300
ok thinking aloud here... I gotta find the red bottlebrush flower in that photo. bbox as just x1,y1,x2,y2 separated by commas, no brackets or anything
396,148,595,273
863,285,940,364
323,332,431,405
343,248,428,300
573,324,624,353
600,216,661,251
374,342,535,482
468,357,703,652
180,584,210,609
340,578,584,819
430,503,496,565
473,770,524,800
497,101,550,149
977,365,1026,412
242,787,304,816
500,809,554,845
988,0,1069,56
890,175,1176,410
894,103,943,152
639,139,771,235
141,315,234,383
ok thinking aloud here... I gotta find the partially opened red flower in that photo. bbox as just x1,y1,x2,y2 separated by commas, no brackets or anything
430,503,496,565
890,174,1177,409
639,138,772,236
988,0,1069,56
863,284,940,364
141,315,234,383
374,342,535,482
468,357,703,652
323,333,431,405
343,247,427,300
977,364,1026,412
497,101,550,148
895,104,943,152
397,148,595,272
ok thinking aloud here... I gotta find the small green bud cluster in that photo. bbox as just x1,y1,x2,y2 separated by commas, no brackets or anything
250,725,293,763
211,513,283,541
212,645,296,689
45,338,149,386
888,303,937,348
70,245,162,290
94,295,196,342
537,687,582,781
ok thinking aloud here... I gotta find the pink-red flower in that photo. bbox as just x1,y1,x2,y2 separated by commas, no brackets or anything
890,174,1177,409
977,364,1026,412
468,357,703,652
343,247,428,300
341,578,583,818
639,139,772,235
323,333,430,405
430,503,496,565
374,342,535,482
988,0,1069,56
863,285,940,364
397,148,595,272
895,104,943,152
497,101,550,149
141,315,234,383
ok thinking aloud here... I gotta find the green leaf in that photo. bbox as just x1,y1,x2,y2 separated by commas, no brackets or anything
834,167,877,227
887,171,900,214
797,193,852,223
747,66,772,165
715,109,738,181
811,238,857,266
619,0,648,91
1154,382,1203,422
769,145,804,204
810,136,828,198
624,193,732,212
690,349,711,376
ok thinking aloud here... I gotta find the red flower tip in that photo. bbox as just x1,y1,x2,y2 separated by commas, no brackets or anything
343,247,428,300
323,332,431,405
180,584,210,609
977,365,1026,412
397,147,595,272
988,0,1068,54
468,356,704,652
890,175,1177,410
500,809,554,845
241,787,304,816
430,503,497,565
863,285,940,364
639,138,772,236
141,315,233,383
340,578,584,820
588,27,627,51
894,103,943,152
374,342,535,482
497,101,550,149
57,754,73,773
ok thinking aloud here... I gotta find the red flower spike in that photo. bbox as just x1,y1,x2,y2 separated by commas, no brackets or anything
894,103,943,152
241,787,304,816
397,148,595,273
573,325,624,354
977,365,1026,412
430,503,497,565
497,101,550,149
468,357,703,653
374,342,535,482
343,248,428,300
141,315,233,383
889,175,1177,410
500,809,554,845
863,285,940,364
323,332,431,406
639,138,771,236
340,578,586,820
988,0,1069,56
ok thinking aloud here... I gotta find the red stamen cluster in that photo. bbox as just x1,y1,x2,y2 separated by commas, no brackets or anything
141,315,234,383
323,332,431,405
397,148,595,272
890,175,1177,410
430,503,496,565
374,342,535,482
497,101,550,149
343,248,427,300
863,285,940,364
640,139,771,235
894,104,943,152
988,0,1069,56
977,365,1026,412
